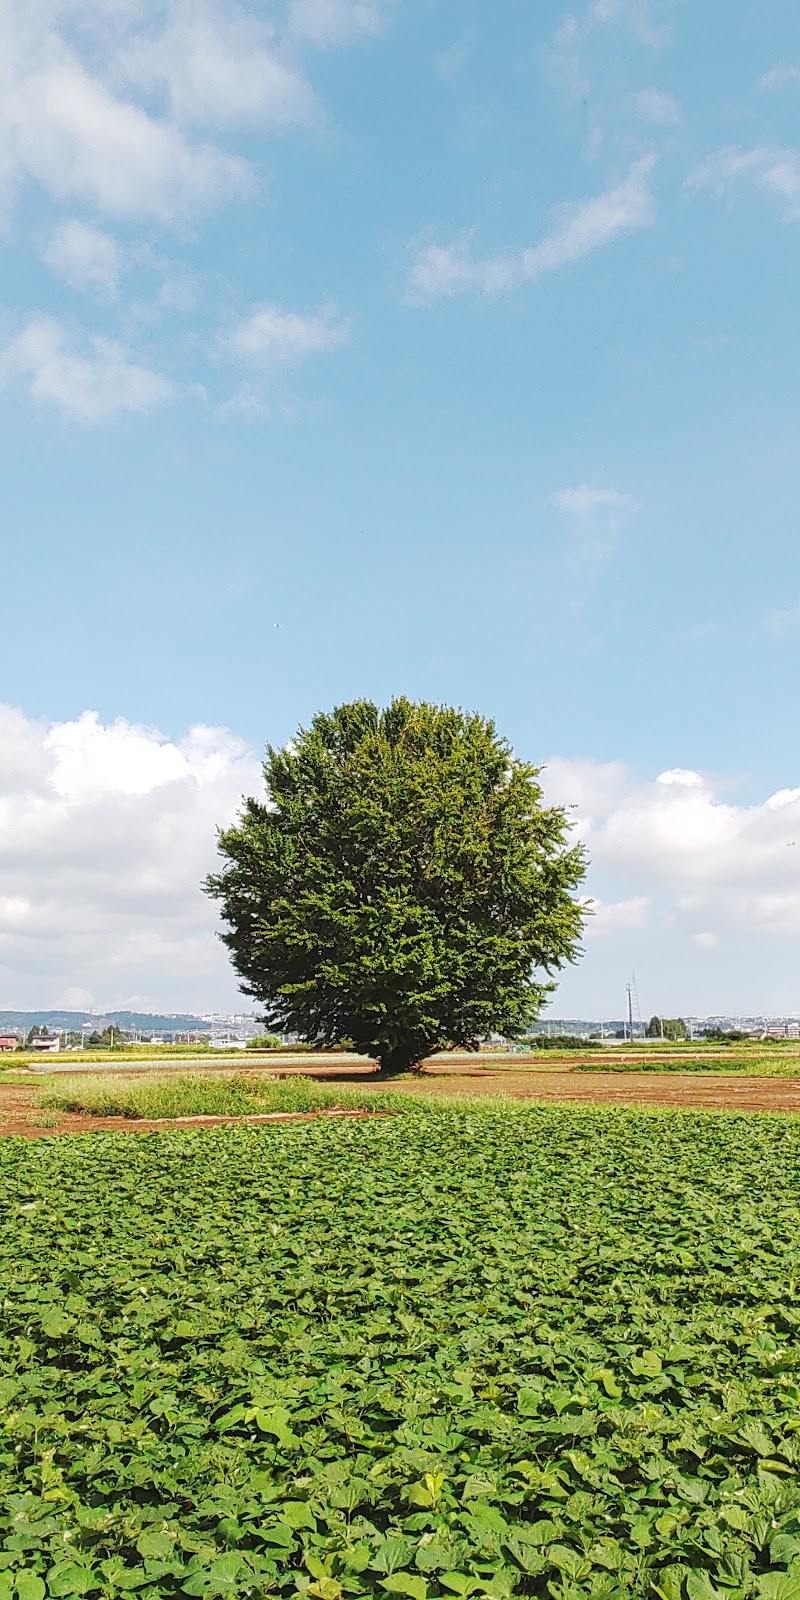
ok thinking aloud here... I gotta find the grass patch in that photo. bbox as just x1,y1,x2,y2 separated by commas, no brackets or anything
38,1070,403,1120
573,1054,800,1075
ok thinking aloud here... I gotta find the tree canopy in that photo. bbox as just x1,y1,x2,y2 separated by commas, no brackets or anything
205,698,588,1073
646,1016,688,1041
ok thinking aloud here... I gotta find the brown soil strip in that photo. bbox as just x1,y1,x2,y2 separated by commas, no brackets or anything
0,1102,386,1140
383,1071,800,1112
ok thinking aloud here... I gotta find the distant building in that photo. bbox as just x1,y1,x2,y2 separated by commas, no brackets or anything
0,1034,18,1051
30,1035,61,1052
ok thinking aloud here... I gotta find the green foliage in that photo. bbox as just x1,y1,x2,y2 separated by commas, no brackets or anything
647,1018,689,1041
205,698,587,1073
705,1029,750,1044
3,1106,800,1598
251,1034,285,1049
24,1024,54,1046
526,1034,601,1050
39,1072,402,1119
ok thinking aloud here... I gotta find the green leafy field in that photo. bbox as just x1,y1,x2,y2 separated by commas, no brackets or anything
3,1105,800,1600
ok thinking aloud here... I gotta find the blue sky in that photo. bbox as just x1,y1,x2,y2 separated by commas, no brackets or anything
2,0,800,1018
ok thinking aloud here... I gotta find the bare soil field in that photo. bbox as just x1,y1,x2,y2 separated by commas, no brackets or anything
381,1069,800,1112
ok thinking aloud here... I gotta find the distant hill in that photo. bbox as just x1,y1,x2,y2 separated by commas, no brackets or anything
0,1010,214,1033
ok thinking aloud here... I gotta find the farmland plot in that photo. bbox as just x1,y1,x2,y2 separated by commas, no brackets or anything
2,1105,800,1600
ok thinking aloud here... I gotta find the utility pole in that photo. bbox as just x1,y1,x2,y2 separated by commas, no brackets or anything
631,972,642,1041
626,982,634,1043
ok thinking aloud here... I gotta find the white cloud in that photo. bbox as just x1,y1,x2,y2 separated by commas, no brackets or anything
550,0,669,104
584,0,669,48
0,0,397,228
2,316,175,422
588,895,651,934
656,768,704,789
120,3,315,128
759,65,800,90
542,756,631,825
554,485,636,516
287,0,387,47
553,483,639,559
226,303,348,365
553,0,669,60
766,787,800,811
47,712,191,800
43,219,122,295
689,145,800,220
543,758,800,922
766,599,800,635
0,704,261,1013
406,159,656,301
0,39,253,222
539,756,800,1012
633,88,681,124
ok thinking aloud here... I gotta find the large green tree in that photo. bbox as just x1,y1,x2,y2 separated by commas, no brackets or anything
205,698,588,1074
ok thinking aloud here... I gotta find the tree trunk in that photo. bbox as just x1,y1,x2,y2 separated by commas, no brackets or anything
374,1045,424,1077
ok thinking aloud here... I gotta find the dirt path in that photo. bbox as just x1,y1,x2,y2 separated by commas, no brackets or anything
6,1067,800,1137
0,1093,388,1139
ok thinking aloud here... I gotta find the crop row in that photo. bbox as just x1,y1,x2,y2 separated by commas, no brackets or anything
2,1105,800,1599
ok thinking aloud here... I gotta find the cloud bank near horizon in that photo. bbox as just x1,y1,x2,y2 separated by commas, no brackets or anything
0,704,261,1014
540,757,800,1017
2,702,800,1016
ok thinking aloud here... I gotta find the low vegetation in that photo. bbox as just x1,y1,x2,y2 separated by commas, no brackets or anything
8,1044,372,1070
573,1053,800,1076
38,1072,400,1120
8,1044,222,1068
524,1035,602,1050
3,1103,800,1599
